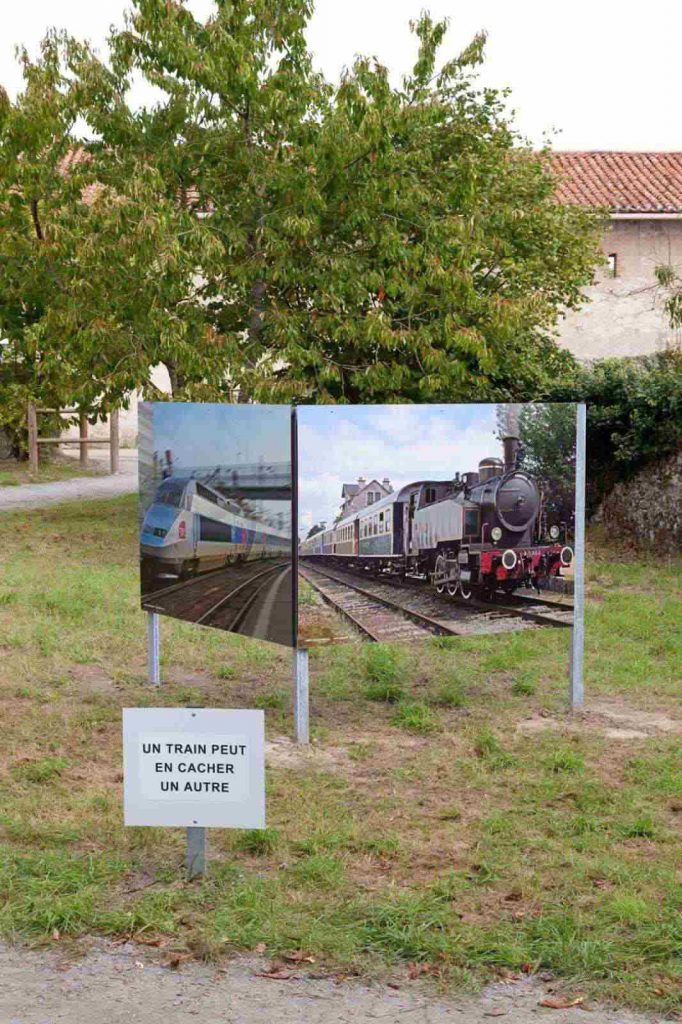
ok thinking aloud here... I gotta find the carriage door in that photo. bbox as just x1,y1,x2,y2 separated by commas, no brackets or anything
353,518,360,555
406,493,416,554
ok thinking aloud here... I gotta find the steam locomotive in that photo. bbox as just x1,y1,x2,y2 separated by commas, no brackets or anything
299,436,573,599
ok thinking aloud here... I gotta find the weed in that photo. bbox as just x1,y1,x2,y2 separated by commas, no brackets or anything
511,673,536,697
391,701,441,735
235,829,281,856
11,757,70,783
546,747,585,774
429,677,466,708
254,689,287,712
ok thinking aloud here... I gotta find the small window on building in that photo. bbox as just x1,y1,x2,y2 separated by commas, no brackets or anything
607,253,617,278
367,492,375,505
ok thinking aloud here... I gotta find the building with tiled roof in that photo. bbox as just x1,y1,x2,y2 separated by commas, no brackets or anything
552,151,682,215
552,152,682,359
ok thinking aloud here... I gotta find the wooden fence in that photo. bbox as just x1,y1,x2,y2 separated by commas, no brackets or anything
27,403,120,476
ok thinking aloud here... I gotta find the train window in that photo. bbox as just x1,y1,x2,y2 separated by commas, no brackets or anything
424,487,437,505
155,480,187,507
464,509,480,536
198,516,232,542
196,482,219,504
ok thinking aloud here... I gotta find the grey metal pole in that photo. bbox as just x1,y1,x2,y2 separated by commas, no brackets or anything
147,611,161,686
570,402,587,708
294,647,310,744
186,826,206,880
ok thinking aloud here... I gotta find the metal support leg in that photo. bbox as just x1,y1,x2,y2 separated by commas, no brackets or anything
147,611,161,686
186,826,206,880
570,403,587,708
294,647,309,745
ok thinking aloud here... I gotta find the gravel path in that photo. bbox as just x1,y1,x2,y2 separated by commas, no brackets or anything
0,940,674,1024
0,453,138,511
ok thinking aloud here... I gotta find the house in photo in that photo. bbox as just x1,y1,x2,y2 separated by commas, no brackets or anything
553,152,682,359
339,477,393,519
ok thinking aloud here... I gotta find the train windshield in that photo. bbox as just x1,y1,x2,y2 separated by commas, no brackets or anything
154,479,187,508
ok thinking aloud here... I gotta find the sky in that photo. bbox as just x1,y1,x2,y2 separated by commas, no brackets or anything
2,0,680,150
296,404,499,538
147,402,291,528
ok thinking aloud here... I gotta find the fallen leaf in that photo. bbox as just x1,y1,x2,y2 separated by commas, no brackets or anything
283,951,316,964
164,953,194,970
520,962,534,974
254,942,267,954
52,929,61,941
407,962,437,979
540,996,585,1009
255,968,295,980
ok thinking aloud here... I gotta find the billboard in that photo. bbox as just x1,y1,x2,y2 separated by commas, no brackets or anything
139,403,294,648
296,403,576,647
137,402,576,650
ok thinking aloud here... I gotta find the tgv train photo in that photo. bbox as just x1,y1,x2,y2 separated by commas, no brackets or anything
299,435,573,599
141,476,291,583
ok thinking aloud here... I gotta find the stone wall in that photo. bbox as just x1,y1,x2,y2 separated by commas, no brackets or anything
598,448,682,550
558,218,682,360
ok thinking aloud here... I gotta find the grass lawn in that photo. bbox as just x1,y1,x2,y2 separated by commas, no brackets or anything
0,495,680,1012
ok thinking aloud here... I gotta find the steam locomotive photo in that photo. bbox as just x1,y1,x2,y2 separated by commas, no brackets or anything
141,476,291,584
299,435,573,599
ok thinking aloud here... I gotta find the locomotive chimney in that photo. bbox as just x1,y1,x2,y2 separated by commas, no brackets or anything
503,435,520,473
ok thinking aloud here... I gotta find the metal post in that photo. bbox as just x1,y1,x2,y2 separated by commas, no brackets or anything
27,402,39,475
110,408,120,474
79,413,89,469
294,647,309,745
186,826,206,880
570,402,587,708
147,611,161,686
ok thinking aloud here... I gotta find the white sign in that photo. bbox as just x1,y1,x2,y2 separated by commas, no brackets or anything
123,708,265,829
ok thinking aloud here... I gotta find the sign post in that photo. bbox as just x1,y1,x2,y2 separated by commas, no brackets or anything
569,403,587,708
147,612,161,686
123,708,265,878
294,648,309,745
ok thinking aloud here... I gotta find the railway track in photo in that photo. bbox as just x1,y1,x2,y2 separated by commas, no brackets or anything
142,558,292,644
299,563,573,643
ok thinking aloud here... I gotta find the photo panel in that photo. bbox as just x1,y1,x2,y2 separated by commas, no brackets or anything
139,403,294,648
296,403,576,647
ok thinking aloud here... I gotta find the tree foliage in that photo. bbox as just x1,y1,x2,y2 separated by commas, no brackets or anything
1,1,603,416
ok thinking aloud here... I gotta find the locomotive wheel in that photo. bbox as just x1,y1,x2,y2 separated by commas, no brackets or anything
434,554,447,594
459,582,472,600
446,581,459,596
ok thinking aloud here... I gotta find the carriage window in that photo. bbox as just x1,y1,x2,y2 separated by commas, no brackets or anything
424,487,437,505
196,482,219,504
464,509,480,536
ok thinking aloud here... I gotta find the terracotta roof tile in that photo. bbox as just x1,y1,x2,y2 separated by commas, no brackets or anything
551,152,682,213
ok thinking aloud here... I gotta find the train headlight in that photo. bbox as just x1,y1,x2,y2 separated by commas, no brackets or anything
491,526,502,542
549,524,560,540
501,549,518,570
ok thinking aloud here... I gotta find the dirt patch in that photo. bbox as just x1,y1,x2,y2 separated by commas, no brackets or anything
516,698,681,740
266,735,353,771
69,664,116,694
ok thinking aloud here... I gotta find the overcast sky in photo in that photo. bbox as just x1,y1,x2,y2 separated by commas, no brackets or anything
2,0,680,151
147,403,291,527
296,404,499,538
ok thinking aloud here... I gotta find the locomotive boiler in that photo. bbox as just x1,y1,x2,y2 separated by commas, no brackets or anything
299,435,573,600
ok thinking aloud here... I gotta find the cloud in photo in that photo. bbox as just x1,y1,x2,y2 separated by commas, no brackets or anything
297,404,501,537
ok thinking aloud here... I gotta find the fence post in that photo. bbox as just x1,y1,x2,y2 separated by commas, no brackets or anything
79,413,89,469
294,647,309,744
110,409,120,474
27,402,39,475
569,402,587,709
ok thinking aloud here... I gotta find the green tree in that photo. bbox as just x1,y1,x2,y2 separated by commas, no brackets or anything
1,2,603,410
515,403,577,520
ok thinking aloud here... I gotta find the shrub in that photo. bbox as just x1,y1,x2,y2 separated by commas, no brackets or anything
391,701,441,735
